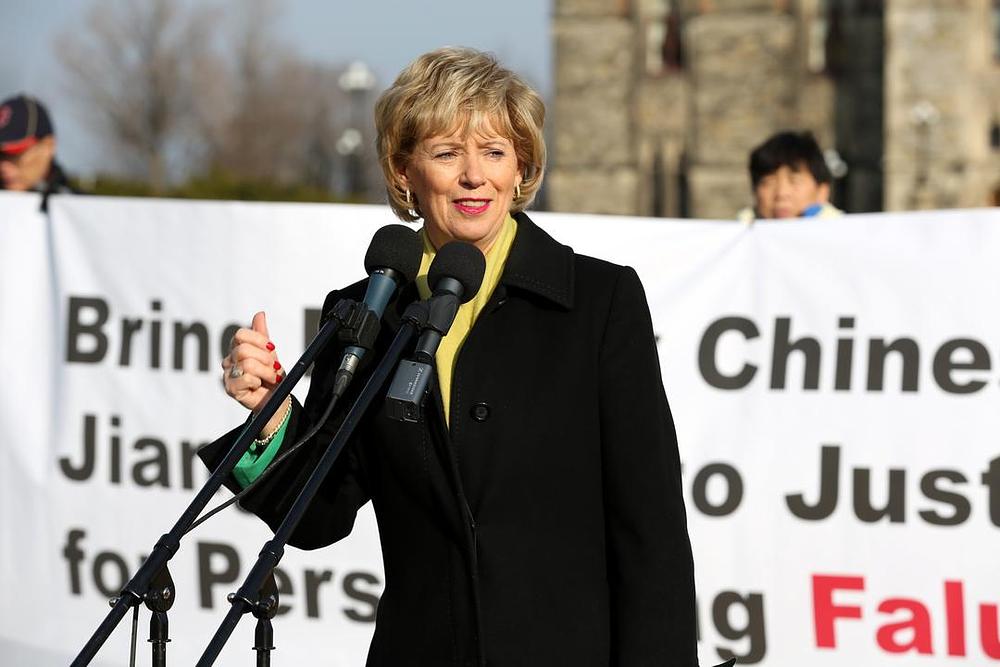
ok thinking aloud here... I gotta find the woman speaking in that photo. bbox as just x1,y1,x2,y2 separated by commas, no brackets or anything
202,47,697,666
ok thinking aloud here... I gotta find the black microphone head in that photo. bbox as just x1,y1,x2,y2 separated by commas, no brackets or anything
428,241,486,304
364,224,423,283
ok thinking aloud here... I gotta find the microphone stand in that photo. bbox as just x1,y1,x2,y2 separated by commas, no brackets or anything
250,572,280,666
71,298,379,666
144,565,174,667
196,304,428,666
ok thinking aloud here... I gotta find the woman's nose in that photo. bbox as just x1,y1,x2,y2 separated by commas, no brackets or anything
460,155,486,188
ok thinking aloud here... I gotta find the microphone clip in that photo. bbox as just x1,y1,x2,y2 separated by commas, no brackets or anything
401,292,459,338
386,292,461,423
326,299,381,353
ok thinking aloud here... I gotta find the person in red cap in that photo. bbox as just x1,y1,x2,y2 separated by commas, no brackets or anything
0,94,78,203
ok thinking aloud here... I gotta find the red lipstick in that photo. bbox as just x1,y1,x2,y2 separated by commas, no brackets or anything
454,199,490,215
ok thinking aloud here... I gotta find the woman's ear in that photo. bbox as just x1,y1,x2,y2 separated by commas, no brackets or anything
393,157,411,191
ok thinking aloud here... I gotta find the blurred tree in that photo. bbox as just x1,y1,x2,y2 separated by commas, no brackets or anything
199,0,371,196
57,0,218,193
58,0,378,203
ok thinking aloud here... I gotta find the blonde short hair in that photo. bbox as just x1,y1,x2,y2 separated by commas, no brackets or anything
375,47,546,221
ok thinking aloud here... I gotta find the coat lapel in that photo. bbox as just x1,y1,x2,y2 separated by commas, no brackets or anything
503,212,575,310
373,212,577,533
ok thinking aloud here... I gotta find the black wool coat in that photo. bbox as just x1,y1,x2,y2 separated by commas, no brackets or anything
200,212,698,666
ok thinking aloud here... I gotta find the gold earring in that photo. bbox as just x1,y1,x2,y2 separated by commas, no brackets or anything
405,188,411,205
515,183,522,200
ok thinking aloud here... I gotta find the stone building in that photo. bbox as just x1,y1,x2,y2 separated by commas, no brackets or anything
549,0,1000,219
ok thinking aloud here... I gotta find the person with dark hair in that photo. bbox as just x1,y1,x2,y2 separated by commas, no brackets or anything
0,94,79,208
737,130,843,222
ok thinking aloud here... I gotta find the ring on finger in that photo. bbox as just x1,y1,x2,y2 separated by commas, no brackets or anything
229,364,244,379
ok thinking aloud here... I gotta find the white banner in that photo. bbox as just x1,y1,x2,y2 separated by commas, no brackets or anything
1,191,998,666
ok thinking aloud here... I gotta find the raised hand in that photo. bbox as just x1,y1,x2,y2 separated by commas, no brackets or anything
222,311,284,413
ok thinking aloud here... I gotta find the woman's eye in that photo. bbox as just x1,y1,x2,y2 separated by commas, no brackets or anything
434,151,457,159
487,150,505,158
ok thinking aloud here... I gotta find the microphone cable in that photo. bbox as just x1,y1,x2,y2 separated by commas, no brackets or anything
185,224,423,535
184,383,344,535
185,238,484,534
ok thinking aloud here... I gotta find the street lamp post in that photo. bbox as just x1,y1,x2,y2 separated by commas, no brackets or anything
338,61,376,199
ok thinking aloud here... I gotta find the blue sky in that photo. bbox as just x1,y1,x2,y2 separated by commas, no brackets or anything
0,0,552,176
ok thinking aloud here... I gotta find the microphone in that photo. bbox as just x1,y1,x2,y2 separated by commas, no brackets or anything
386,241,486,422
334,225,422,395
412,241,485,362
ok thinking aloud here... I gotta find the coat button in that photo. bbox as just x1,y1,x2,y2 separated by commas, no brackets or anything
470,402,491,422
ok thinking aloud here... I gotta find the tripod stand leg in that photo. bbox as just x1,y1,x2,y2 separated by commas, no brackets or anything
129,606,139,667
254,617,274,667
149,611,170,667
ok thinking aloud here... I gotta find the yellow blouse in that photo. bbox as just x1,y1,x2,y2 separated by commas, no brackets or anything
416,214,518,424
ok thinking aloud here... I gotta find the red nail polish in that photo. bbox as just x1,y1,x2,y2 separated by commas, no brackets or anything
266,342,275,351
276,374,283,383
273,361,281,370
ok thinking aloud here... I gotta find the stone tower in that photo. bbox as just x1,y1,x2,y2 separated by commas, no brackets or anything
549,0,640,215
548,0,1000,218
883,0,997,211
